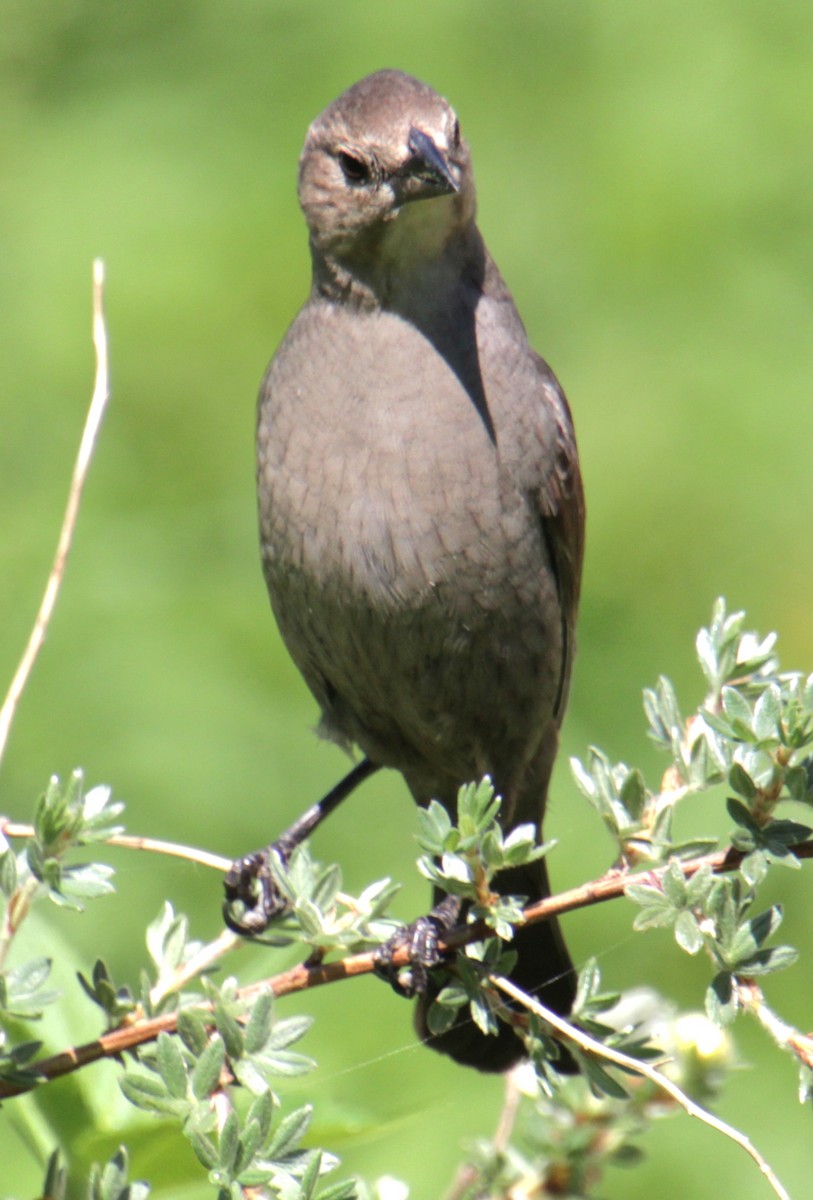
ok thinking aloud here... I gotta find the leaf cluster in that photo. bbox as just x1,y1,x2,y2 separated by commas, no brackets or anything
258,844,401,952
0,771,121,1087
120,986,353,1200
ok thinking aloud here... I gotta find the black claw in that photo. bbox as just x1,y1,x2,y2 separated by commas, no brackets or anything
222,760,380,936
222,847,290,935
374,914,447,997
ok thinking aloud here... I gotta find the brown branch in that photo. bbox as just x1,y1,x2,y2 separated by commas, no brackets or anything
1,837,811,1101
0,950,381,1098
448,839,813,949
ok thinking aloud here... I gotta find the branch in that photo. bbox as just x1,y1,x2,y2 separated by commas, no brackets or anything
1,830,810,1100
450,839,813,949
0,261,110,768
490,975,790,1200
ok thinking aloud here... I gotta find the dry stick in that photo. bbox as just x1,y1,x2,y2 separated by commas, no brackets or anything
490,975,791,1200
0,260,110,769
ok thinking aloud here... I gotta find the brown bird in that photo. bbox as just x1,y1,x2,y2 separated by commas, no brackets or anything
234,69,584,1072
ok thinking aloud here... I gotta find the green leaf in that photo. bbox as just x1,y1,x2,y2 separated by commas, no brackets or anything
661,860,687,908
579,1054,629,1100
619,768,647,822
766,818,813,849
119,1072,185,1117
501,822,537,857
728,761,756,800
312,864,342,911
267,1014,314,1052
177,1009,210,1056
191,1034,226,1099
416,800,453,853
215,1002,244,1059
784,764,811,804
42,1150,67,1200
6,955,51,993
244,989,274,1053
316,1179,358,1200
740,851,769,887
253,1047,316,1077
59,862,116,899
189,1129,220,1171
696,624,719,686
625,882,671,910
156,1032,188,1099
219,1110,240,1173
631,904,676,933
0,849,18,896
726,797,760,836
736,945,798,975
669,838,719,860
706,972,738,1027
674,910,703,955
753,684,782,742
748,904,783,947
684,862,714,906
469,993,498,1037
246,1089,274,1143
439,853,472,884
722,688,754,739
265,1103,313,1159
426,998,461,1035
573,959,601,1014
300,1150,323,1197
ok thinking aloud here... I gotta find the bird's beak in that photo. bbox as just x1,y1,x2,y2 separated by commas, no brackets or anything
398,126,460,198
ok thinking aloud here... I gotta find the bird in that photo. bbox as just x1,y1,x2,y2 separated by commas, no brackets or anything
250,68,584,1073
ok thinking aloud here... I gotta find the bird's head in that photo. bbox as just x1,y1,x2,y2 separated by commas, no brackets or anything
297,70,477,280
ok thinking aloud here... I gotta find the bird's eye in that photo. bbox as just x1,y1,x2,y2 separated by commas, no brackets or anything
338,151,371,184
451,118,461,149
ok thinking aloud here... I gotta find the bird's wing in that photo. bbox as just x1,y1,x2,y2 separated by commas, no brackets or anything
534,360,585,724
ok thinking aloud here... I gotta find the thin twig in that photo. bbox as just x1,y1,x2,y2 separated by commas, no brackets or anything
490,975,791,1200
738,978,813,1069
0,260,111,768
0,820,233,873
5,809,810,926
149,927,243,1009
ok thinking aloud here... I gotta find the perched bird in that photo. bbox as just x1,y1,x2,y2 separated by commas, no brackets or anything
251,69,584,1072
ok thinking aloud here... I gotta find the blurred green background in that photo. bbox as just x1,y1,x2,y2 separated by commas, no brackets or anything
1,1,812,1196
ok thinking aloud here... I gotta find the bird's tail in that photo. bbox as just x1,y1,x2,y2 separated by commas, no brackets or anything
414,856,577,1073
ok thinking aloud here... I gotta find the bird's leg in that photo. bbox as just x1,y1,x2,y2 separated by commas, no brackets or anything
374,892,462,996
223,757,380,935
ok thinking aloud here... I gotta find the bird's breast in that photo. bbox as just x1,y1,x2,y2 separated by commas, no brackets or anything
259,302,532,609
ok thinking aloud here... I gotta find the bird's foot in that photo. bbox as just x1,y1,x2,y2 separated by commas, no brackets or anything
222,845,290,935
222,759,381,936
373,894,461,997
373,914,447,997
